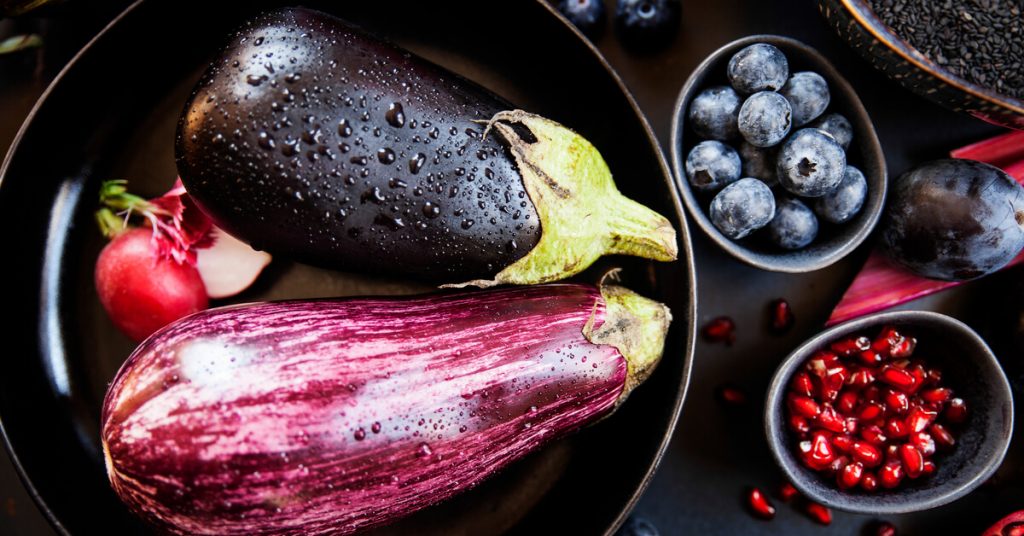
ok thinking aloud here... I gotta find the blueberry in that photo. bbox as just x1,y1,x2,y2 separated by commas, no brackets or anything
557,0,606,37
727,43,789,94
615,515,660,536
688,86,741,140
810,113,853,150
780,72,830,126
738,91,792,148
615,0,681,50
738,141,778,186
684,140,741,192
710,177,775,239
881,159,1024,281
768,196,818,249
777,128,846,197
814,165,867,224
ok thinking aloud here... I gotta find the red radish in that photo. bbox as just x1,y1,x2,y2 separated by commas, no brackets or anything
95,228,207,341
101,284,670,535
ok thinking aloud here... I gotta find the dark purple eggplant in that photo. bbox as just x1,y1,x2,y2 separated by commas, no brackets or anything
101,284,671,535
175,8,676,286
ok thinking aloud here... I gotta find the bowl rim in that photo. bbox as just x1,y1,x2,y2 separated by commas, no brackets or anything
0,1,699,535
670,34,887,273
836,0,1024,116
763,310,1015,514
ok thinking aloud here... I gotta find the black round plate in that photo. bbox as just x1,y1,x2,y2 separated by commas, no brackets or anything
0,1,696,534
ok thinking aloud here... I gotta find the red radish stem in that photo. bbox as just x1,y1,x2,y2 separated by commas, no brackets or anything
949,130,1024,167
102,284,670,535
828,157,1024,326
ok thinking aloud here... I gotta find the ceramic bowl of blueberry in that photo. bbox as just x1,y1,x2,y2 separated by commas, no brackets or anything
670,35,887,272
764,310,1014,514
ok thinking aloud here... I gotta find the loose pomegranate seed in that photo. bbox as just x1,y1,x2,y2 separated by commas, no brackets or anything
885,417,909,439
789,415,811,435
831,336,871,356
746,487,776,519
791,372,815,397
884,389,910,414
905,406,938,434
945,398,968,423
851,440,882,467
930,423,956,449
716,384,747,406
832,434,853,452
778,482,799,502
879,366,916,391
769,298,795,332
860,424,887,445
910,431,936,456
789,394,821,418
816,405,847,433
879,461,904,488
860,472,879,491
870,520,897,536
838,461,864,489
837,390,859,414
804,501,833,525
858,402,884,421
702,316,736,344
899,444,925,478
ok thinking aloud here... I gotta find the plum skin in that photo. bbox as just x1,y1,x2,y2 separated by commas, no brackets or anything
881,159,1024,281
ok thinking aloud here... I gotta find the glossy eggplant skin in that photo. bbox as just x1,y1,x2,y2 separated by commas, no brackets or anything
176,7,539,281
101,284,670,535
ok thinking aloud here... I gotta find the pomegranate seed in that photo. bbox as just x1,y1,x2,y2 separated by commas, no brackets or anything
879,461,904,488
802,432,836,468
930,423,956,449
860,472,879,491
858,349,883,366
825,455,849,476
885,444,900,462
920,387,952,404
884,389,910,414
791,372,815,397
845,417,859,435
899,444,924,478
769,298,795,332
816,405,848,433
832,434,853,452
907,365,926,394
909,431,936,456
851,440,882,467
831,336,871,356
885,417,909,439
820,365,848,402
924,367,942,385
716,384,747,406
863,385,882,402
804,501,832,525
702,316,736,344
806,351,840,378
870,520,897,536
921,460,936,476
837,390,859,414
945,398,968,423
778,482,799,502
789,394,821,418
860,425,888,445
872,326,903,355
879,366,916,391
906,406,938,434
858,402,884,421
746,487,775,520
847,368,876,389
890,336,916,358
789,415,811,435
838,461,864,489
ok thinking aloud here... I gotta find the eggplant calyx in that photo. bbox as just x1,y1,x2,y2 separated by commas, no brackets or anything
445,110,677,288
584,285,671,404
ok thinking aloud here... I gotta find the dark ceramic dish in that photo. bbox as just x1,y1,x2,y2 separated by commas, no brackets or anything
818,0,1024,131
765,310,1014,514
0,1,697,535
671,35,886,273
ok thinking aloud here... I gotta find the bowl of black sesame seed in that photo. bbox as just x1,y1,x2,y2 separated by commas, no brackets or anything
818,0,1024,130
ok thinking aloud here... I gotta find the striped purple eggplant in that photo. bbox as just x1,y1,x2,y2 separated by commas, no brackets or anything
101,284,671,535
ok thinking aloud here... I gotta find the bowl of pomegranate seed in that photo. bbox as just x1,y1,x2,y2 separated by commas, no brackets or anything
764,310,1014,513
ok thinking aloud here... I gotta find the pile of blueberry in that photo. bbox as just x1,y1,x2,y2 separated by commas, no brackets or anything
684,43,868,250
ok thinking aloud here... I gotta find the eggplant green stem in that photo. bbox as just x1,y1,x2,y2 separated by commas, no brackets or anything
445,110,677,288
584,285,671,404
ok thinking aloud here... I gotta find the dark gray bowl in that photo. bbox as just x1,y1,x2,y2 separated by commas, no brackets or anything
765,310,1014,514
671,35,887,273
